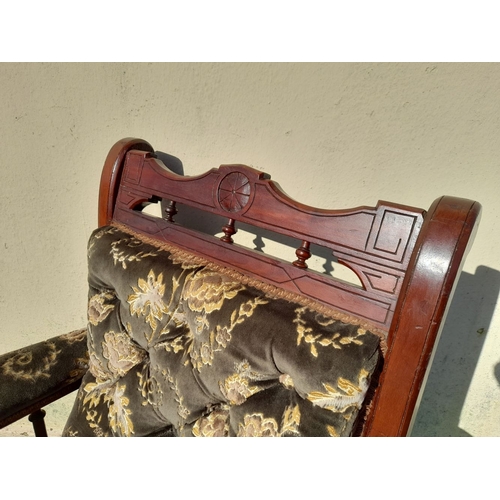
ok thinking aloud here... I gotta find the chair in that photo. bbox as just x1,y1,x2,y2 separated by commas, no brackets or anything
0,138,481,437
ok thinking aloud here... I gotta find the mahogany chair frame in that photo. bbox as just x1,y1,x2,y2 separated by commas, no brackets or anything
1,137,481,437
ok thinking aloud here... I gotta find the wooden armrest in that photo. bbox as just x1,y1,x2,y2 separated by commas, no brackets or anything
0,328,88,430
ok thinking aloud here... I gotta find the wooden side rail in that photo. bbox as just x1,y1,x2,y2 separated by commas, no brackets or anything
364,195,481,436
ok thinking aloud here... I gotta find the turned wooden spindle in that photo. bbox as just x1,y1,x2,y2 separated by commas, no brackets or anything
164,200,178,223
221,218,237,243
28,409,48,437
293,240,311,268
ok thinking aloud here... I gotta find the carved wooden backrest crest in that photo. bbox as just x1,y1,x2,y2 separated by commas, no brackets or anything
110,148,426,334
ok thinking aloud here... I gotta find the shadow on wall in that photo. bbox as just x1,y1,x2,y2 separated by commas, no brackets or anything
410,265,500,437
494,361,500,393
155,151,184,176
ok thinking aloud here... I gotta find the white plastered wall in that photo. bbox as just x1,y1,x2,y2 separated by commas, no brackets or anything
0,62,498,436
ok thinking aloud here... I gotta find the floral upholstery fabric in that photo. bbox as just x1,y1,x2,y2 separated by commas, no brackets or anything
0,329,88,423
63,225,382,437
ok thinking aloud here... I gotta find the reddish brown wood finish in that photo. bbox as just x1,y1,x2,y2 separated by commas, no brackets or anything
364,196,481,436
99,138,481,437
98,137,154,227
105,148,426,331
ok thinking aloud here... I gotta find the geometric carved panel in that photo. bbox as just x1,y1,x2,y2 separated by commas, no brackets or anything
123,155,142,184
366,209,418,263
363,270,399,294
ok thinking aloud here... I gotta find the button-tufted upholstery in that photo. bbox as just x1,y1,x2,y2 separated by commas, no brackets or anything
63,224,382,437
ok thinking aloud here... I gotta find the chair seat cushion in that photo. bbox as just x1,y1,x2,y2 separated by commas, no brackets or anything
63,225,382,437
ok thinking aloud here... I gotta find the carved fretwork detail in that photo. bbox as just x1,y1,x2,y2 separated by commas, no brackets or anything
336,257,403,297
366,209,418,263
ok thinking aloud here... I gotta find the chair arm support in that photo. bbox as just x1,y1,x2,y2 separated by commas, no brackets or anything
0,328,88,429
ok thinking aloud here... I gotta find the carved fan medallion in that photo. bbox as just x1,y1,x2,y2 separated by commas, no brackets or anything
217,172,251,213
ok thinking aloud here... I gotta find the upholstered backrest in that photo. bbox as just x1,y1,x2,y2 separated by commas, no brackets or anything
63,138,480,437
64,224,382,436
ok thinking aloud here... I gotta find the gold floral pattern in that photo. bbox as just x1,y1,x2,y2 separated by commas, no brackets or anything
294,306,369,357
192,407,230,437
88,342,109,383
162,367,190,424
82,378,135,436
281,405,301,436
220,374,260,405
128,270,169,334
1,329,88,431
215,326,231,348
156,335,188,355
1,342,60,381
182,269,245,314
306,368,370,413
102,331,146,379
231,405,301,437
219,360,265,405
168,251,206,270
84,409,108,437
59,328,88,343
137,364,163,407
110,236,159,269
87,226,120,255
188,296,268,372
238,413,279,437
107,384,134,436
237,405,300,437
88,292,115,326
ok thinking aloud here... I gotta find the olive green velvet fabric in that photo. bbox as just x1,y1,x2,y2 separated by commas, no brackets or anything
63,225,381,437
0,329,88,425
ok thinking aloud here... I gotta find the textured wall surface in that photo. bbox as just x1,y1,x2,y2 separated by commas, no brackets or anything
0,62,499,436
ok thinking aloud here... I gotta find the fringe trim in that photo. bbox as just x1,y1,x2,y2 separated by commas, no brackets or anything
109,221,388,347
